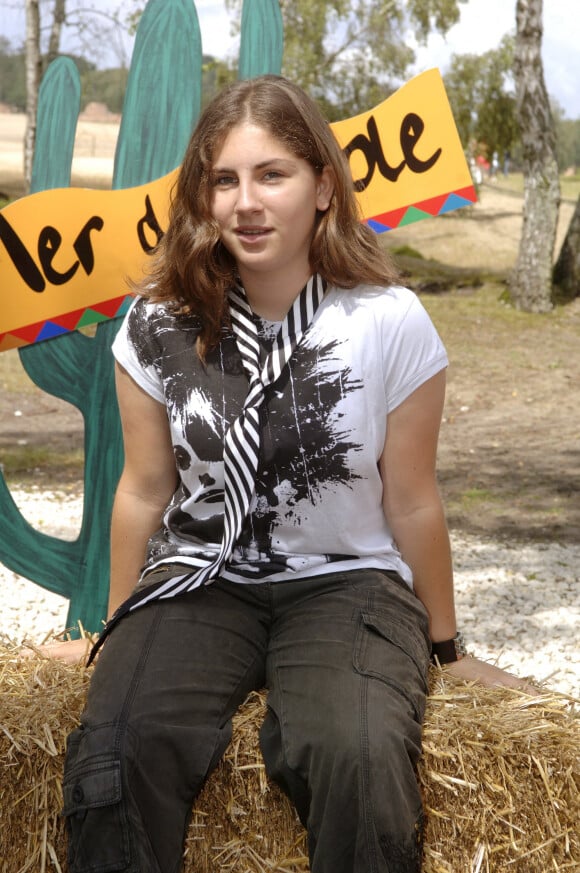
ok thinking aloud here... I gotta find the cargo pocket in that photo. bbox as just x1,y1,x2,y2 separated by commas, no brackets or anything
62,725,131,873
354,609,429,722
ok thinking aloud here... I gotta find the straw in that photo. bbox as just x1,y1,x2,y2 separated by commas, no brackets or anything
1,641,577,872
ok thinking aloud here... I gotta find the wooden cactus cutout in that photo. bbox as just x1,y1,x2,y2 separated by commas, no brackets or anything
239,0,283,79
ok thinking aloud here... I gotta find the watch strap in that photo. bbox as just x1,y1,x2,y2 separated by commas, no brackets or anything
430,631,467,665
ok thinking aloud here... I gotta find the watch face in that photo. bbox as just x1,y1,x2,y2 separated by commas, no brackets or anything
454,632,467,658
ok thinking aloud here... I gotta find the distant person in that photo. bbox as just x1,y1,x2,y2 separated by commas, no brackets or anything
40,76,526,873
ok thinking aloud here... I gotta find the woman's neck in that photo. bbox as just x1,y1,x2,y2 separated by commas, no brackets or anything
239,268,313,321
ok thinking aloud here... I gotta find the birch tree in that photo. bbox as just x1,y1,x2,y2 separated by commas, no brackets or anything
24,0,42,191
20,0,135,193
510,0,559,312
46,0,67,66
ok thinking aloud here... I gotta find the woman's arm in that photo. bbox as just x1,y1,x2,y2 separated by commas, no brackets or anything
380,370,532,690
107,362,178,617
380,370,455,641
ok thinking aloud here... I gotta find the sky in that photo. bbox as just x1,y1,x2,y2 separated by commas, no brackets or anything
1,0,579,119
410,0,579,119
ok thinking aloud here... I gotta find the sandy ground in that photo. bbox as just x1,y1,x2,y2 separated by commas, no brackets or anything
0,112,119,196
388,183,575,274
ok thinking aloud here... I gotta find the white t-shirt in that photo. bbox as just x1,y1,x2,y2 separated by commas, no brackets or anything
112,284,448,590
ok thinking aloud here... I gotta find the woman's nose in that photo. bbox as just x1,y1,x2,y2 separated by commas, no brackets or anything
235,178,261,213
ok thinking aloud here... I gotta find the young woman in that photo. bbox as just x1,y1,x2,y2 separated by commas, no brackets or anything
60,76,524,873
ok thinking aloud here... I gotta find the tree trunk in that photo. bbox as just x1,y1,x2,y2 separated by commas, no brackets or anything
553,194,580,300
47,0,67,66
24,0,42,192
510,0,560,312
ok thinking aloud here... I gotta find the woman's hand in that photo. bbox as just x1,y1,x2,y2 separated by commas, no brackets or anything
20,637,94,665
443,654,537,693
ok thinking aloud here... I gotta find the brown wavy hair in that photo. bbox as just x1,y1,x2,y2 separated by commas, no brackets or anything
141,75,399,358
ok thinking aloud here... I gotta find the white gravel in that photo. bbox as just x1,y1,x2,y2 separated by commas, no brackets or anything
1,488,578,697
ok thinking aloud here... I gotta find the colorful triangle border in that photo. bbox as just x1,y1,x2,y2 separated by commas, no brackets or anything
367,185,477,232
0,294,133,351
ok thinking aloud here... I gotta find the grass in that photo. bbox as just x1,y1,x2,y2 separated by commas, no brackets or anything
497,172,580,202
442,487,503,524
0,351,85,486
422,281,575,388
0,349,40,394
424,279,574,335
458,487,497,507
1,446,84,482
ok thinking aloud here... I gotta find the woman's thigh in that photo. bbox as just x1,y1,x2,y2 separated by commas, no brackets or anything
261,569,430,873
85,581,270,729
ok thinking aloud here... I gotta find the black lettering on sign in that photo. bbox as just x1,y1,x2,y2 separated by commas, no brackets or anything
0,213,104,293
73,216,105,274
401,113,442,172
137,195,165,253
0,213,45,292
343,112,442,192
344,116,405,192
38,226,80,285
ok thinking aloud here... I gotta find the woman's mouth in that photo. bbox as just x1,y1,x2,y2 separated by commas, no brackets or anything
235,226,271,241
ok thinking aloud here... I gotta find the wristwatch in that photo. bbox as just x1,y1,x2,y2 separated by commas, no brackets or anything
430,631,467,665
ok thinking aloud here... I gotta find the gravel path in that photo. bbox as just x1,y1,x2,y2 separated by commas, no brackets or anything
1,488,578,697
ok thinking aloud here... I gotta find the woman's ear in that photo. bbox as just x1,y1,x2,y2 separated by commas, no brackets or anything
316,166,335,212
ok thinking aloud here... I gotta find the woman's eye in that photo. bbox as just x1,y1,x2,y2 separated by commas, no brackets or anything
263,170,283,181
213,175,236,187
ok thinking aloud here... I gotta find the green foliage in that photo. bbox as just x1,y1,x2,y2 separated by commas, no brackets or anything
390,244,424,259
226,0,466,118
406,0,466,43
201,57,237,107
0,39,26,110
79,53,236,116
445,29,580,173
0,27,233,117
444,35,519,162
80,67,129,114
554,116,580,172
0,36,96,112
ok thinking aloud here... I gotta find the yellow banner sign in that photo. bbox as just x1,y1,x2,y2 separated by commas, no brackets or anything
0,69,474,350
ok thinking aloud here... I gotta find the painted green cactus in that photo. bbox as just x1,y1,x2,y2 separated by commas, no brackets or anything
0,0,283,634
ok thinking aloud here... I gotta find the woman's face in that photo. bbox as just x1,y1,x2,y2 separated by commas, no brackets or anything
210,122,333,297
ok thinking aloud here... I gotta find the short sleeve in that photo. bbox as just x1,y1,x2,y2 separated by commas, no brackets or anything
111,297,165,404
382,288,448,413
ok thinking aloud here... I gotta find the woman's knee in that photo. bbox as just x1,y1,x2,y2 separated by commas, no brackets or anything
63,714,223,873
63,721,143,873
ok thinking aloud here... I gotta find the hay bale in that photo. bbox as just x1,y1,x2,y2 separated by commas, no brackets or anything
0,641,578,873
419,674,579,873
